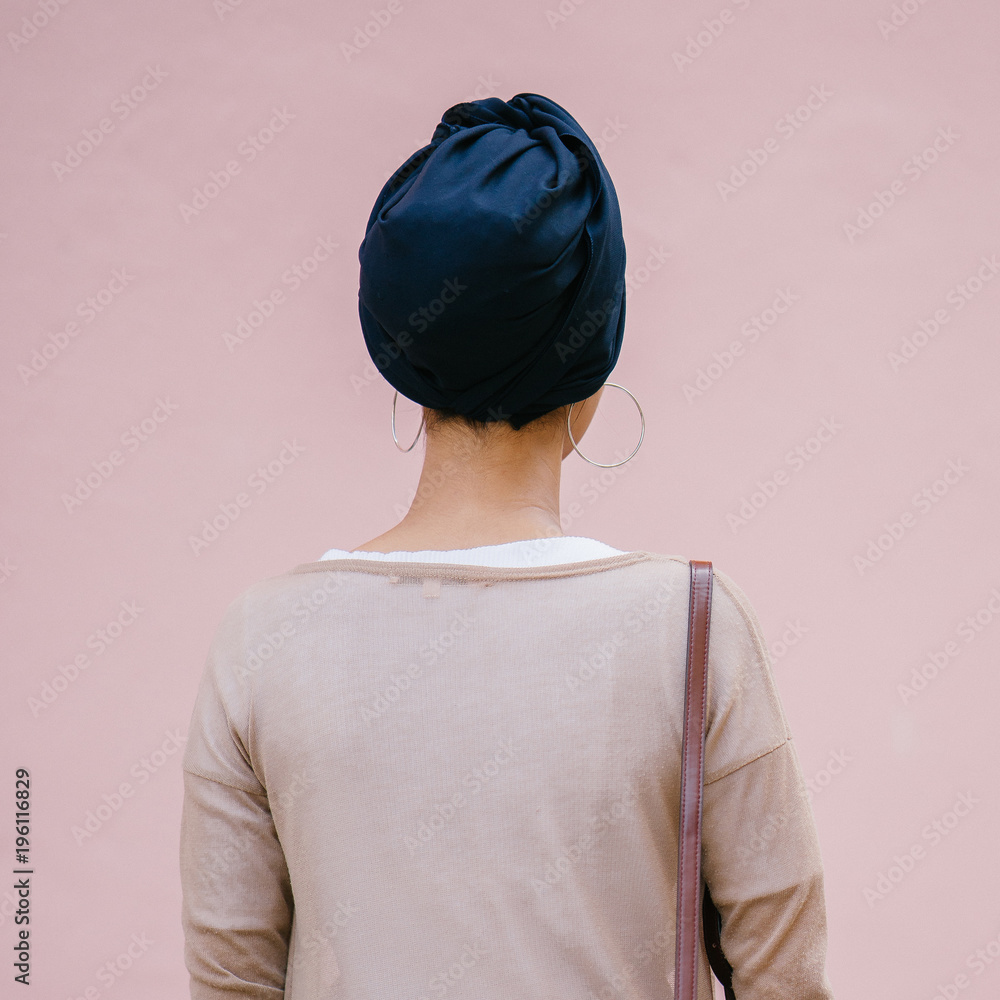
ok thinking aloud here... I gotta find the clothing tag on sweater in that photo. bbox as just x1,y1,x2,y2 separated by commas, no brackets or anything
422,578,442,598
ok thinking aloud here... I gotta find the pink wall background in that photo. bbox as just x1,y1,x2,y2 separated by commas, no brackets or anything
2,0,999,996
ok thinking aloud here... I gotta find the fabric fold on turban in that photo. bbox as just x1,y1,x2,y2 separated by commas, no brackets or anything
358,92,626,429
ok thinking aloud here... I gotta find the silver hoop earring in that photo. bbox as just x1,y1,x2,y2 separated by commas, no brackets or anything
566,382,644,468
391,390,425,452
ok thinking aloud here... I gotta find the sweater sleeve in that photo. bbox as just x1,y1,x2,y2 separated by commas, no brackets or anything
698,570,836,1000
179,593,293,999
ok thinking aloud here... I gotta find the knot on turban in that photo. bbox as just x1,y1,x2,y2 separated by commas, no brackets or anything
358,92,626,429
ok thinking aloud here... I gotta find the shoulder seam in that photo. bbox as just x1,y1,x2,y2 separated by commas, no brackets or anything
183,765,266,796
705,736,790,785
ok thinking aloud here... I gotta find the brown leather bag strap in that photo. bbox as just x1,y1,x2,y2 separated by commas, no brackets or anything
675,560,735,1000
675,559,712,1000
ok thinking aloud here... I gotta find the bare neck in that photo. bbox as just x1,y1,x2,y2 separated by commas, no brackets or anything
353,425,567,553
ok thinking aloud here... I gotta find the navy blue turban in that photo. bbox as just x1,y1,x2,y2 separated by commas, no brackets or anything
358,92,626,429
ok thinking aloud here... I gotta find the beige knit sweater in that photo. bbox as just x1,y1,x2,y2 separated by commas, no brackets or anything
179,550,836,999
